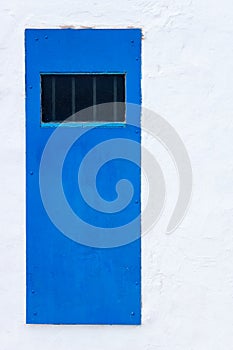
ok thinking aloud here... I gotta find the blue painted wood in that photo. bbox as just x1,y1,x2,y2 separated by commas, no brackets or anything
26,29,141,324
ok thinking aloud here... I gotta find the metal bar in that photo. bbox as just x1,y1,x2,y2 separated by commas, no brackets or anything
72,76,76,121
93,76,97,121
52,76,56,121
113,76,117,121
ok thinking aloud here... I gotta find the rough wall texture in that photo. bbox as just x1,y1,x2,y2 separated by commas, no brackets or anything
1,0,233,349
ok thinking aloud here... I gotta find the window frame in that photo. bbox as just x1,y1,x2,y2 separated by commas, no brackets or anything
40,72,127,128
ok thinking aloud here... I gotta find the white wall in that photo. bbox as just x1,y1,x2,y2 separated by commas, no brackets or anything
1,0,233,349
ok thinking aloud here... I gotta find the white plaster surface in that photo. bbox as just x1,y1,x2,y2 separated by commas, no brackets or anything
1,0,233,349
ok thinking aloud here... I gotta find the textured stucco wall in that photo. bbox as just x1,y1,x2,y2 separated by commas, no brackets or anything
1,0,233,349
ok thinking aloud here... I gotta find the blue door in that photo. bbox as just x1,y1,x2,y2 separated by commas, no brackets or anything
26,29,141,324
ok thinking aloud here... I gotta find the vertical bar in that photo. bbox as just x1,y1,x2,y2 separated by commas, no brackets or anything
93,76,97,121
72,76,76,121
113,75,117,121
52,76,56,121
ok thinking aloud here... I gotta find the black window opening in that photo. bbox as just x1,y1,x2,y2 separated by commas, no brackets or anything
41,74,126,123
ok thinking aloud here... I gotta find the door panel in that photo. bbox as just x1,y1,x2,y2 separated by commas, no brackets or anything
26,29,141,324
